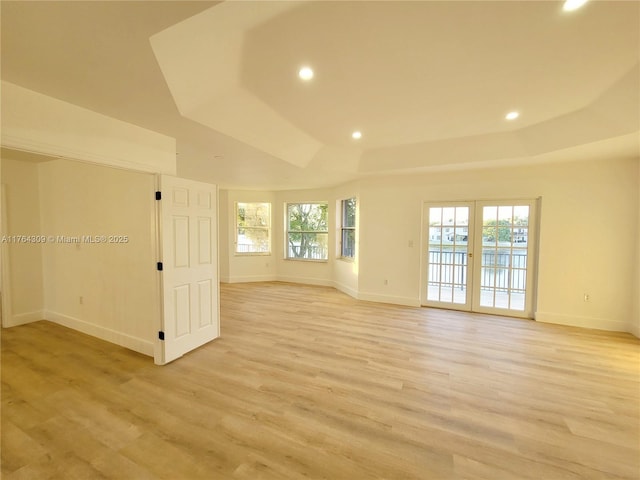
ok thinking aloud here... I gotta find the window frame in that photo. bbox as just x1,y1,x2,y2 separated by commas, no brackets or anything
339,197,357,260
285,202,329,262
234,202,271,256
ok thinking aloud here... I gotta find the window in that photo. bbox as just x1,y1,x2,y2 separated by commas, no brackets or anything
340,197,356,259
286,203,328,260
235,202,270,254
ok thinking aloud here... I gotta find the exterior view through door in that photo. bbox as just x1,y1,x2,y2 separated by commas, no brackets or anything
422,200,538,318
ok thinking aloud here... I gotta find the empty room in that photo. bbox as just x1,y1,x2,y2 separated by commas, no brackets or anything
1,1,639,479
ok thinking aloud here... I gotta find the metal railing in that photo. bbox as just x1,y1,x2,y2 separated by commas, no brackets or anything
236,243,269,254
287,244,328,260
428,249,527,292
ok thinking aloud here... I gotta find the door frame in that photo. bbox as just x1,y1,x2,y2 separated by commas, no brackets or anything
470,199,539,318
0,183,11,327
420,198,540,318
420,201,475,311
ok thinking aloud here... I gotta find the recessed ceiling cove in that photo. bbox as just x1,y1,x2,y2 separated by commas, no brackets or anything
151,1,639,172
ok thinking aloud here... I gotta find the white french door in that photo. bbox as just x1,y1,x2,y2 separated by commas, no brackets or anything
422,203,475,311
156,175,219,365
422,199,537,318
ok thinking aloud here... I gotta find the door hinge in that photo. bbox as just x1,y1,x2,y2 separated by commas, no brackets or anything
155,191,162,200
157,262,163,271
158,331,165,340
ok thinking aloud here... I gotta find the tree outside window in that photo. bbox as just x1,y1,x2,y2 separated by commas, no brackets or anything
286,203,328,260
341,198,356,259
236,202,270,254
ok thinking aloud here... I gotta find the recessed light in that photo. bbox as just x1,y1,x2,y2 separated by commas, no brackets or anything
298,66,314,81
352,131,362,139
505,111,520,121
563,0,588,11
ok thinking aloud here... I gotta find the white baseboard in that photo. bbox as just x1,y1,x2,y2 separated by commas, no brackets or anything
3,310,44,327
44,310,154,356
333,281,358,299
221,275,278,284
276,275,334,287
357,292,420,307
628,320,640,338
221,276,417,307
535,311,629,333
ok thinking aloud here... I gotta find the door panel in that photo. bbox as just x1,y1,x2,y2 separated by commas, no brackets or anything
173,216,190,267
158,175,219,365
198,218,212,263
174,285,191,337
198,280,213,328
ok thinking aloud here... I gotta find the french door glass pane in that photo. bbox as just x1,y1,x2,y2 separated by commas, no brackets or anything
427,206,469,305
480,205,529,310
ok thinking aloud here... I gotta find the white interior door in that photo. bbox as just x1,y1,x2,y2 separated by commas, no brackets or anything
157,175,219,365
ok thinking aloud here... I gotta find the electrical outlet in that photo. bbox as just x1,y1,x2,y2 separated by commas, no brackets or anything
79,296,84,305
384,279,388,286
583,293,590,302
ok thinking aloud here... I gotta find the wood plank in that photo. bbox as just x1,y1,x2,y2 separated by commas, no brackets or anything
1,282,639,479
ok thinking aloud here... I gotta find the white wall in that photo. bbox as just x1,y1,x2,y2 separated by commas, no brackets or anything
219,189,230,281
1,158,45,325
39,159,158,355
533,159,637,333
1,81,176,175
220,157,639,335
0,82,178,353
357,157,638,331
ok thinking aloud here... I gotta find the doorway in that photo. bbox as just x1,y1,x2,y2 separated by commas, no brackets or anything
421,199,538,318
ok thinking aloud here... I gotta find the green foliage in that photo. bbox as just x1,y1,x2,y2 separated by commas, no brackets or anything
483,219,512,243
236,203,270,253
483,216,527,243
287,203,328,259
288,203,327,231
343,198,356,228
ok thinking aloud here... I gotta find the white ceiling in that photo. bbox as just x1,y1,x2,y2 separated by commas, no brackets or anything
2,0,638,190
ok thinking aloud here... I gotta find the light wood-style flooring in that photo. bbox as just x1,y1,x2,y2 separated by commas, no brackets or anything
2,282,639,479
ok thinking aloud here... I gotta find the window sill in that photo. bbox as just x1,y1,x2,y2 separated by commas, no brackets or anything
284,258,329,263
338,257,355,263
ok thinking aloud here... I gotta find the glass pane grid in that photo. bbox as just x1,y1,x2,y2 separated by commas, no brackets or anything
286,203,328,260
479,204,530,311
427,206,469,306
236,202,271,254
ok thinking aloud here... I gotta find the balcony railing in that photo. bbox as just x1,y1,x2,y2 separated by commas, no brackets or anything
428,249,527,292
237,243,328,259
287,245,328,260
236,243,269,254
